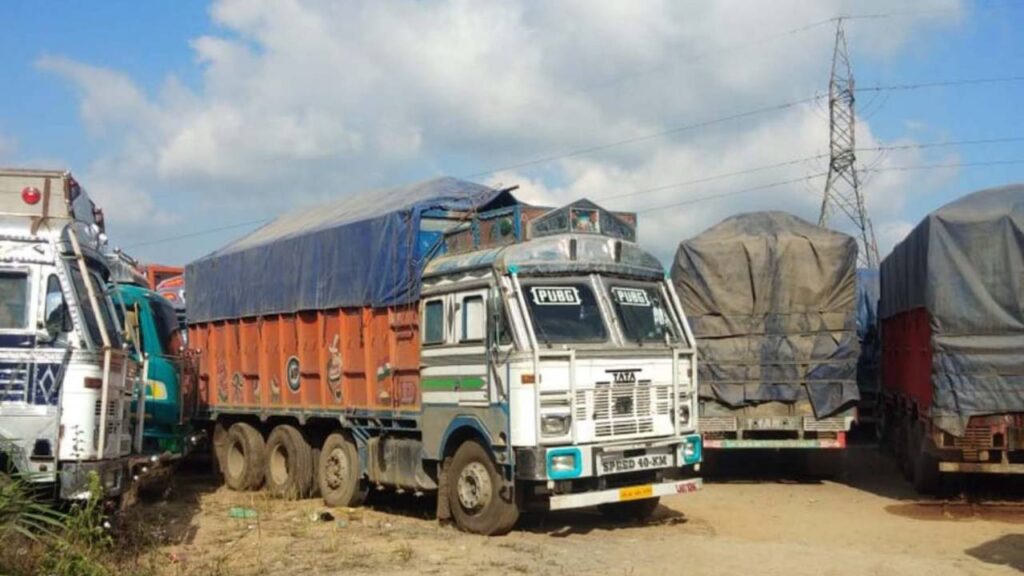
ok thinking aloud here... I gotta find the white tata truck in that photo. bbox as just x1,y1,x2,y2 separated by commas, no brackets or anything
0,169,139,499
185,179,702,535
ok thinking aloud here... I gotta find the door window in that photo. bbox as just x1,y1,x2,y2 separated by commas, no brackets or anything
422,299,445,345
461,295,485,343
0,272,28,329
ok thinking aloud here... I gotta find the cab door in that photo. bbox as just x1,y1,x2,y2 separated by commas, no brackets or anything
419,289,490,407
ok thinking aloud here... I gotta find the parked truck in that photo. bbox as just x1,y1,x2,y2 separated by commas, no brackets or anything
671,212,859,467
183,177,702,535
0,168,144,499
877,184,1024,493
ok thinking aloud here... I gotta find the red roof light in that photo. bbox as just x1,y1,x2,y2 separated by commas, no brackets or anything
21,187,41,205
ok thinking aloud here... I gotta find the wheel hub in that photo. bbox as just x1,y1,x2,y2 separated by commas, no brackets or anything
325,447,350,490
456,462,492,512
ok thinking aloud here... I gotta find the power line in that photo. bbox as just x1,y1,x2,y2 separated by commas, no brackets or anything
124,218,270,250
857,75,1024,93
633,158,1024,213
464,96,821,179
596,135,1024,205
466,73,1024,181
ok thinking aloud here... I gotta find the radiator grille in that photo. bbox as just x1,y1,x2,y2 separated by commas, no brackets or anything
577,381,672,439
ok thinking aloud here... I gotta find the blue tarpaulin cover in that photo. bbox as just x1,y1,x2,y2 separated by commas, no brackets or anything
856,269,881,401
879,184,1024,436
186,177,505,323
671,211,861,419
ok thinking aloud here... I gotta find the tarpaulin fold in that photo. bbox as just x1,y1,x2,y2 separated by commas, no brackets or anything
672,211,860,418
879,184,1024,436
186,177,504,323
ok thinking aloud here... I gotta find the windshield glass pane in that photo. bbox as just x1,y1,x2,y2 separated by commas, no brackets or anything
68,264,123,349
524,283,606,344
609,285,678,343
0,272,28,329
147,295,183,353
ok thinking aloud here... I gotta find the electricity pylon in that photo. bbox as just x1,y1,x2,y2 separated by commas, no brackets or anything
818,18,880,268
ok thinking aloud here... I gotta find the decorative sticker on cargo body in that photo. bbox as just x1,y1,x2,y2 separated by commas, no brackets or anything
326,335,343,402
231,372,244,403
285,356,301,393
216,358,228,403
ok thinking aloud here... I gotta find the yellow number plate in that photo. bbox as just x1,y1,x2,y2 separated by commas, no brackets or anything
618,484,654,502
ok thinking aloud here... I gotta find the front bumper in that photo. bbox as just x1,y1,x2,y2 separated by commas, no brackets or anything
59,459,130,500
549,477,702,511
515,434,702,481
703,434,846,450
939,461,1024,474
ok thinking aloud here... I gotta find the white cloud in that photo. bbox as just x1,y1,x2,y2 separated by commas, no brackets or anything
37,0,965,263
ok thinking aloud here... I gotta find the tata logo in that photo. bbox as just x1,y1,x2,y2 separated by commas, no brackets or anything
606,369,639,384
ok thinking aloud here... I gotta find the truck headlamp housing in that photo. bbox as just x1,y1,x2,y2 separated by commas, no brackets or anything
541,414,571,437
678,404,691,427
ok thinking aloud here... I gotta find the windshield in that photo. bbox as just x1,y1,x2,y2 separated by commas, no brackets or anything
68,264,123,349
524,283,607,344
0,272,28,329
147,294,184,353
608,284,678,344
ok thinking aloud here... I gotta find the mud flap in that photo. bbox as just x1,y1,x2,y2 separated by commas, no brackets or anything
436,456,453,523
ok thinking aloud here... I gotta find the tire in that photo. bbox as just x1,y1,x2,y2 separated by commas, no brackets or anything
264,425,314,499
224,422,266,491
318,433,367,508
598,497,661,522
212,421,229,477
912,423,942,495
447,440,519,536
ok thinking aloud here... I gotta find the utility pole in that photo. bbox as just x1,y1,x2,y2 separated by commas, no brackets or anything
818,18,880,268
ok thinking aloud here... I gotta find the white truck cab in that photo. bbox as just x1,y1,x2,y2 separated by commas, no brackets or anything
0,169,138,499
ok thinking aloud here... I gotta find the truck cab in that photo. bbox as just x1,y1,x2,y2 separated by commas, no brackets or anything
117,284,187,456
420,199,701,524
0,169,140,499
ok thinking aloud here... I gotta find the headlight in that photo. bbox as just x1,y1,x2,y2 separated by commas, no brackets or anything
678,404,691,426
541,414,571,436
549,453,577,472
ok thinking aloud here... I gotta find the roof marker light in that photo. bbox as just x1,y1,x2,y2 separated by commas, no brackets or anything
21,187,41,205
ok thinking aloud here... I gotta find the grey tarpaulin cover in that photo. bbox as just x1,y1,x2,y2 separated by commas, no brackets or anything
672,211,860,418
186,177,507,323
879,184,1024,436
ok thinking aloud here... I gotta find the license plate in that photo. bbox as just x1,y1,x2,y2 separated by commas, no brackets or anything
746,417,799,430
618,484,654,501
599,452,671,475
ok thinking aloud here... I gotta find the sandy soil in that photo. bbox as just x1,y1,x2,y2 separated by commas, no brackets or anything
125,443,1024,576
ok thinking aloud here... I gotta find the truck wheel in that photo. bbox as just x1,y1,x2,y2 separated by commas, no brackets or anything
598,497,660,522
447,440,519,535
912,423,942,495
212,422,229,477
265,425,314,499
224,422,265,491
318,433,367,507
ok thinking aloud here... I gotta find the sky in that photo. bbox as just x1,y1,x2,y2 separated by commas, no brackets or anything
0,0,1022,267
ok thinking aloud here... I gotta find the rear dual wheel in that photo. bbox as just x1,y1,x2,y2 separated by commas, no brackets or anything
265,425,315,499
224,422,265,491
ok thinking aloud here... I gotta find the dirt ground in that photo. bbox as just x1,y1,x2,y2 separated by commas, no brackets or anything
126,441,1024,576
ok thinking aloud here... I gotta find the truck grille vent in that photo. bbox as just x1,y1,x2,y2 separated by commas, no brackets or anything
0,365,31,403
578,381,672,439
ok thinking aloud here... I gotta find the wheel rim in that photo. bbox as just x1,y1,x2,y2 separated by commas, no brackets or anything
456,461,492,513
227,440,245,478
325,446,350,491
270,443,289,485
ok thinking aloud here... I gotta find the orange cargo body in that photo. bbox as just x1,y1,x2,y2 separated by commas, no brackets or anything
190,305,421,415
